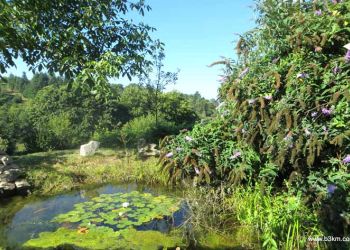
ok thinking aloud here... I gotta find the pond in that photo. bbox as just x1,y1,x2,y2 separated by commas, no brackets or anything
0,183,258,250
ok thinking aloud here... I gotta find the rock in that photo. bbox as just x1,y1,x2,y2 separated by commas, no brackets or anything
80,141,100,156
15,179,31,195
138,143,160,157
1,155,11,166
0,182,16,197
0,153,30,199
0,169,22,182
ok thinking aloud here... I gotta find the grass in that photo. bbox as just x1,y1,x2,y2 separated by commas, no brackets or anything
183,185,326,250
13,148,168,196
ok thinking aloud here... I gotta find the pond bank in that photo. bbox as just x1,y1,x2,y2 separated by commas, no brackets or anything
12,148,168,196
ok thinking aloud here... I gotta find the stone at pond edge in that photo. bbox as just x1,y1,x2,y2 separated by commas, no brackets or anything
80,141,100,156
0,154,30,199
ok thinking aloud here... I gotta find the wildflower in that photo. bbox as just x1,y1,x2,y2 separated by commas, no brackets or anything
296,72,308,79
322,126,328,133
311,112,318,118
230,151,241,160
248,99,256,105
176,147,183,152
332,0,342,4
304,128,311,136
314,10,322,16
166,152,174,158
345,50,350,62
118,212,124,216
284,131,293,141
327,184,337,194
122,202,129,208
314,46,322,52
321,108,332,116
241,128,246,134
272,57,280,64
342,154,350,164
185,136,193,142
218,76,227,83
194,167,200,175
333,65,340,74
216,102,225,110
239,67,249,79
264,95,272,101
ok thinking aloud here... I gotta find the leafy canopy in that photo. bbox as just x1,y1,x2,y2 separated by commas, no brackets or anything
0,0,160,88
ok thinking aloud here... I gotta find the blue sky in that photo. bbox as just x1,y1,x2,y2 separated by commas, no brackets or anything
6,0,255,100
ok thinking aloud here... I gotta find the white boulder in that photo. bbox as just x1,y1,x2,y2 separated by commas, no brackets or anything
80,141,100,157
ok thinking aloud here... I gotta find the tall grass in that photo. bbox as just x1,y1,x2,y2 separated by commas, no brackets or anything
184,184,325,250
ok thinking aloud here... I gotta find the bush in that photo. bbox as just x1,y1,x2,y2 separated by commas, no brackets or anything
92,129,120,148
160,0,350,245
121,115,177,147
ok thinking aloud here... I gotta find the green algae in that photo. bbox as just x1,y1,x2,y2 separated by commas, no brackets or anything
23,227,185,250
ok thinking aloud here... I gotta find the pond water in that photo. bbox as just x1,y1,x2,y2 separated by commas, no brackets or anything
0,183,259,250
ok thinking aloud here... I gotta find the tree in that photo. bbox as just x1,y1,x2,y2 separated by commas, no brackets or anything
139,51,179,125
0,0,160,88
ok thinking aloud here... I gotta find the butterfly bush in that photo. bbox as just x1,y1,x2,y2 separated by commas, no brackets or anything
160,0,350,239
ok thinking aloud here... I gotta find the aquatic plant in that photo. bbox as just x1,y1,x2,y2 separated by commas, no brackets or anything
23,191,183,249
23,227,185,250
52,191,180,229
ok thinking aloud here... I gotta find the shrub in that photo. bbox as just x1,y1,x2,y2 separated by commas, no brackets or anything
160,0,350,244
121,115,177,147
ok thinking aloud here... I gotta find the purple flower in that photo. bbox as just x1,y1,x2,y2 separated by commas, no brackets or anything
216,102,225,110
264,95,272,101
185,136,193,142
321,108,332,116
304,128,311,136
176,147,183,152
315,10,322,16
345,50,350,62
272,57,280,64
194,167,200,175
166,152,173,158
327,184,337,194
297,73,308,79
322,126,328,133
219,76,228,83
333,65,341,74
342,154,350,164
332,0,342,4
284,132,293,141
311,112,318,118
230,151,241,160
239,67,249,79
248,99,256,105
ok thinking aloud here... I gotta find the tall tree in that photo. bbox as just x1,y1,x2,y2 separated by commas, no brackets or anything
139,50,179,125
0,0,160,89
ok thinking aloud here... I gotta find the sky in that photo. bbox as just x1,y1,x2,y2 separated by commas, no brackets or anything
5,0,256,100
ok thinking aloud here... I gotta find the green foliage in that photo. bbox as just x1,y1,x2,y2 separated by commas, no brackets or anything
23,192,183,249
52,191,180,228
26,84,129,151
0,0,158,90
23,227,184,250
160,0,350,246
121,115,177,146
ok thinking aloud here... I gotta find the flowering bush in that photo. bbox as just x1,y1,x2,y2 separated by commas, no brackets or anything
160,0,350,242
